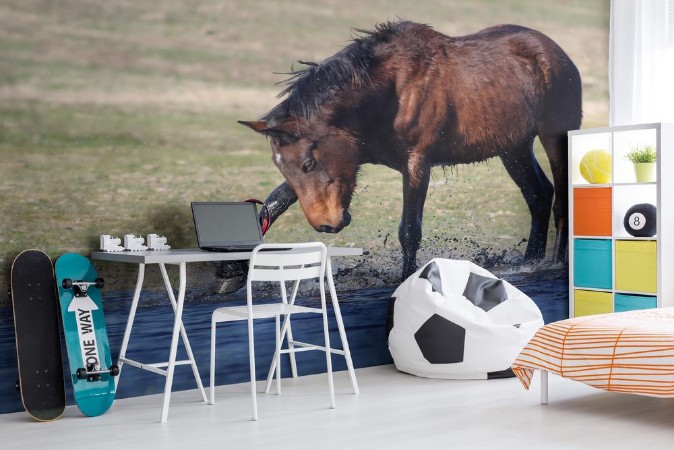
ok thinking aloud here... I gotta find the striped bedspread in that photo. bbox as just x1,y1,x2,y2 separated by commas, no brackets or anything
512,308,674,397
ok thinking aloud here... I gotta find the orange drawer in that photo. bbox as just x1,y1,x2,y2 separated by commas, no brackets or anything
574,187,612,236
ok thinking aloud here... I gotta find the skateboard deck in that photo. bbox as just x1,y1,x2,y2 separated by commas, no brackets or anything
55,253,117,417
10,250,66,421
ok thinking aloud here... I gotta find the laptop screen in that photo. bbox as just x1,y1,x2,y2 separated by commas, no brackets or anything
191,202,263,250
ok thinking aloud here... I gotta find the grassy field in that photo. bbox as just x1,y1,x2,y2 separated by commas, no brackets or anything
0,0,610,296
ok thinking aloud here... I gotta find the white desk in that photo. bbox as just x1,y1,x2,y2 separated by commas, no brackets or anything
91,247,362,422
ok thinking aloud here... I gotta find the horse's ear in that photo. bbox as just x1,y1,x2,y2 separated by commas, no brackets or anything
238,120,270,134
238,120,299,140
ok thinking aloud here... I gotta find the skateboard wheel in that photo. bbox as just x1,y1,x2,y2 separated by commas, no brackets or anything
94,277,105,289
110,365,120,377
62,278,73,289
76,368,88,380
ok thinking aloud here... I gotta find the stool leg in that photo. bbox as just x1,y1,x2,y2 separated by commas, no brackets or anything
286,280,300,377
326,257,359,394
320,283,335,409
541,370,549,405
265,313,294,393
210,318,216,405
247,316,258,421
275,314,282,395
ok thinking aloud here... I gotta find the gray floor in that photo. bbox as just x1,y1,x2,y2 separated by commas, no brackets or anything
2,365,674,449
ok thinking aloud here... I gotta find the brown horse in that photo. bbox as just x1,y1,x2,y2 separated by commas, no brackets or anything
240,21,582,280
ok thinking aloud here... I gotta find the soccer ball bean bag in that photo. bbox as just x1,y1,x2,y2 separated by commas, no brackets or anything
388,259,543,379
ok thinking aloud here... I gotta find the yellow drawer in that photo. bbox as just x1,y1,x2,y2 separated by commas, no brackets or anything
574,290,613,317
615,240,657,293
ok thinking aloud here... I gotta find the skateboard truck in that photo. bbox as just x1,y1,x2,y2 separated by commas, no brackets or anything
76,363,120,381
62,278,105,296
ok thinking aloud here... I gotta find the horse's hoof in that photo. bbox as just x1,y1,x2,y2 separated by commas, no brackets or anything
217,277,245,294
217,276,246,294
522,249,546,263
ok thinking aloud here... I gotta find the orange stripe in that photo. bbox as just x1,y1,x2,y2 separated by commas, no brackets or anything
607,329,626,391
512,308,674,398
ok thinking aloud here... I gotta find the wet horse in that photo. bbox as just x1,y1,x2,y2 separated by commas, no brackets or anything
240,21,582,280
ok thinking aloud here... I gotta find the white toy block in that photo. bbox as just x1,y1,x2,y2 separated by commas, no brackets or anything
147,234,171,251
100,235,125,252
124,234,147,251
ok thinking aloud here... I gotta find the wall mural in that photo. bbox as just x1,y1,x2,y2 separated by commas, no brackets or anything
243,21,581,279
0,0,609,415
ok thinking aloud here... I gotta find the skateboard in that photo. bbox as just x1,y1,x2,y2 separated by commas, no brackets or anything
10,250,66,421
55,253,118,417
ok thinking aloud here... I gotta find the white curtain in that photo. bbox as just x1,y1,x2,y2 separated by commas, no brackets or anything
610,0,674,125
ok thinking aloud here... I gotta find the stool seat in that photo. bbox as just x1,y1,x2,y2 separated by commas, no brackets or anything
212,303,323,322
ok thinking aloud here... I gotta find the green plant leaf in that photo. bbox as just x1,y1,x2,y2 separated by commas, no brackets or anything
625,145,657,163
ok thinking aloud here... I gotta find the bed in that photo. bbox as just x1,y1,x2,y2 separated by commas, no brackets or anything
512,308,674,401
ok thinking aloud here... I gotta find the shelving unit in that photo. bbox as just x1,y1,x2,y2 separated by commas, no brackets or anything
568,123,674,317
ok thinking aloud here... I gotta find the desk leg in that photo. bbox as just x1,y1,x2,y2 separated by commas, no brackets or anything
326,257,359,395
159,264,207,401
116,263,145,389
158,264,207,404
161,262,186,423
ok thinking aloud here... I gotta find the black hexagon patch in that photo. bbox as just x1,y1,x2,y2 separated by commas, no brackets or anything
414,314,466,364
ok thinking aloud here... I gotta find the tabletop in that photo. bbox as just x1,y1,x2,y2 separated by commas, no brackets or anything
91,247,363,264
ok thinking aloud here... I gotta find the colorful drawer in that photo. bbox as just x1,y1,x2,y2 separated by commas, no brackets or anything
573,239,612,289
614,293,657,312
573,187,612,236
574,290,612,317
615,240,657,293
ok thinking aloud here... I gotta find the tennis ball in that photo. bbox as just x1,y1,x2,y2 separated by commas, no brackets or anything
579,149,612,184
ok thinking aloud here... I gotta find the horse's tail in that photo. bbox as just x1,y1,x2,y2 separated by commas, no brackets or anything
536,52,581,174
525,27,582,131
534,36,582,262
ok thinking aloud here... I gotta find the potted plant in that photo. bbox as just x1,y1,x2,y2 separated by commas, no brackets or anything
625,145,657,182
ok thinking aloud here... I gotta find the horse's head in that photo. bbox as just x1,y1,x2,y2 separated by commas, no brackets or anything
240,118,359,233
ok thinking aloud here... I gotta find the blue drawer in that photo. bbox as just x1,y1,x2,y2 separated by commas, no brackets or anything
614,293,657,312
574,239,612,289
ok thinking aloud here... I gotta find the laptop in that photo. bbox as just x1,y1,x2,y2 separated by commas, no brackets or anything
191,201,264,252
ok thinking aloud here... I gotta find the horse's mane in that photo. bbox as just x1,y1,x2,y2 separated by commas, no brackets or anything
262,21,424,125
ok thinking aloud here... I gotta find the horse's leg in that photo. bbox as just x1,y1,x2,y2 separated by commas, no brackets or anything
499,140,554,261
261,181,298,229
215,182,297,294
399,162,431,280
536,59,581,263
538,132,569,263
